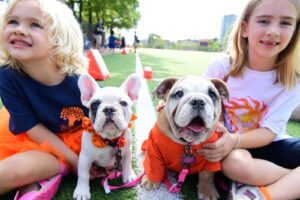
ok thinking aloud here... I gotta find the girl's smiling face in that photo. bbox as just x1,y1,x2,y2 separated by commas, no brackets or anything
2,0,50,64
241,0,298,69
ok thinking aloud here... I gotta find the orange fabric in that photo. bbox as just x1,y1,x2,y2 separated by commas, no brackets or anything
0,108,83,166
81,116,136,148
259,186,272,200
142,123,221,182
128,113,137,129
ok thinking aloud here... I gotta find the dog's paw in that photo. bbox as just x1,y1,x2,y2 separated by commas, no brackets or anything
73,185,91,200
123,170,137,183
140,175,160,190
197,183,220,200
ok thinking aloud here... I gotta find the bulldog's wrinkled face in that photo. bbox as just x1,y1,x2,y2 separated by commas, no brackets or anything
78,73,141,140
155,76,228,144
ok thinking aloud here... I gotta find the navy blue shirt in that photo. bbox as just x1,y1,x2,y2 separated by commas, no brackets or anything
0,65,88,135
95,22,103,35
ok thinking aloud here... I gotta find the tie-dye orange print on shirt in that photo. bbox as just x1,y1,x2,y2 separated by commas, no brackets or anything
224,97,268,133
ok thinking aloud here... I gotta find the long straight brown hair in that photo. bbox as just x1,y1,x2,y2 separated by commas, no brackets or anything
225,0,300,90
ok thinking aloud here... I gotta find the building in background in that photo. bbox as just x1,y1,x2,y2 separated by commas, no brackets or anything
219,14,237,45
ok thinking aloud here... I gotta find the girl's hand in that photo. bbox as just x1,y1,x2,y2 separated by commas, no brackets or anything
156,100,165,112
197,124,237,162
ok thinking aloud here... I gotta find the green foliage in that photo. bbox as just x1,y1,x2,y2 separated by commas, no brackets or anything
147,34,165,49
66,0,140,38
145,33,222,52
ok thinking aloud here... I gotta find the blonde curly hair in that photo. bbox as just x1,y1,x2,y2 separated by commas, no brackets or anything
0,0,89,75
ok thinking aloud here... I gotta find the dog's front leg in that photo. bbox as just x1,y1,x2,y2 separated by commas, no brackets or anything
73,152,93,200
197,171,219,200
121,146,136,183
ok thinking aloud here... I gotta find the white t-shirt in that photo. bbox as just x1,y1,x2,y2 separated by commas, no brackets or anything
205,55,300,141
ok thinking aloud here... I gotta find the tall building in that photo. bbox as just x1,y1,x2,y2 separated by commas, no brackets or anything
219,14,237,44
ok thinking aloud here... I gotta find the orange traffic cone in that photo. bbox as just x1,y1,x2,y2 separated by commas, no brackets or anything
143,66,153,79
87,49,110,80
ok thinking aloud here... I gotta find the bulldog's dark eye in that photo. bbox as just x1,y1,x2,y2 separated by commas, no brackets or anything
91,100,101,110
208,89,217,102
173,90,184,99
120,101,128,107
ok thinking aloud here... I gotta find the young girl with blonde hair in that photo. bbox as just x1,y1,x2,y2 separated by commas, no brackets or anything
200,0,300,199
0,0,89,199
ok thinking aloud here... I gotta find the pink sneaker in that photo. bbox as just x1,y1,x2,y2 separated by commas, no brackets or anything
14,174,62,200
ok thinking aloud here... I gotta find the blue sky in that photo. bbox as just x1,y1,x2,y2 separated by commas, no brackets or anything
136,0,249,41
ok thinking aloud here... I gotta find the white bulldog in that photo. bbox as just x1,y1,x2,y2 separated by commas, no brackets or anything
141,76,229,200
73,73,141,200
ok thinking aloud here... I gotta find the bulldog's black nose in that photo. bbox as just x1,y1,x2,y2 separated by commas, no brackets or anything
190,99,205,110
103,107,116,119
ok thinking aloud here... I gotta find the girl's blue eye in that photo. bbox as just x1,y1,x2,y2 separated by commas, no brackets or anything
258,20,268,24
281,21,292,26
31,23,43,29
7,19,18,25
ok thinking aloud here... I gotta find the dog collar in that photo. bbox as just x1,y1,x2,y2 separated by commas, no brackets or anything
81,114,136,148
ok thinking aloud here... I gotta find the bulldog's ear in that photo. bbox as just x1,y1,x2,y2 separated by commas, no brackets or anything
78,73,99,106
153,78,178,100
210,78,229,101
121,73,141,102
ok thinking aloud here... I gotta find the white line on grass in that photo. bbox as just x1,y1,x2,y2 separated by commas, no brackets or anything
134,53,183,200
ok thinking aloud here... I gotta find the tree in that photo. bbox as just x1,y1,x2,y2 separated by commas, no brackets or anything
65,0,140,40
60,107,85,127
148,34,165,49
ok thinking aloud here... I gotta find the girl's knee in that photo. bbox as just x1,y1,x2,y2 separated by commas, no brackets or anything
0,157,32,182
222,150,255,181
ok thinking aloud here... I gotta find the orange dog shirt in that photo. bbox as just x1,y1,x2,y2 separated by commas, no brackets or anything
142,123,221,182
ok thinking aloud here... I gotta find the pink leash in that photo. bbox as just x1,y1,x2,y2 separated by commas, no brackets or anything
101,171,145,193
164,168,189,193
164,142,195,193
98,134,144,193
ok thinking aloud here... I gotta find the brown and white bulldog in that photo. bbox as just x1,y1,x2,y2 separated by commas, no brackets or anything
141,76,228,200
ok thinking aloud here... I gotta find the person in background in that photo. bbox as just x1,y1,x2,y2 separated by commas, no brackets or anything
94,18,104,51
120,36,126,49
0,0,91,199
108,29,117,55
200,0,300,199
133,31,139,53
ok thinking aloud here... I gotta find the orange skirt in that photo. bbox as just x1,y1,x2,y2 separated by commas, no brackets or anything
0,108,83,165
